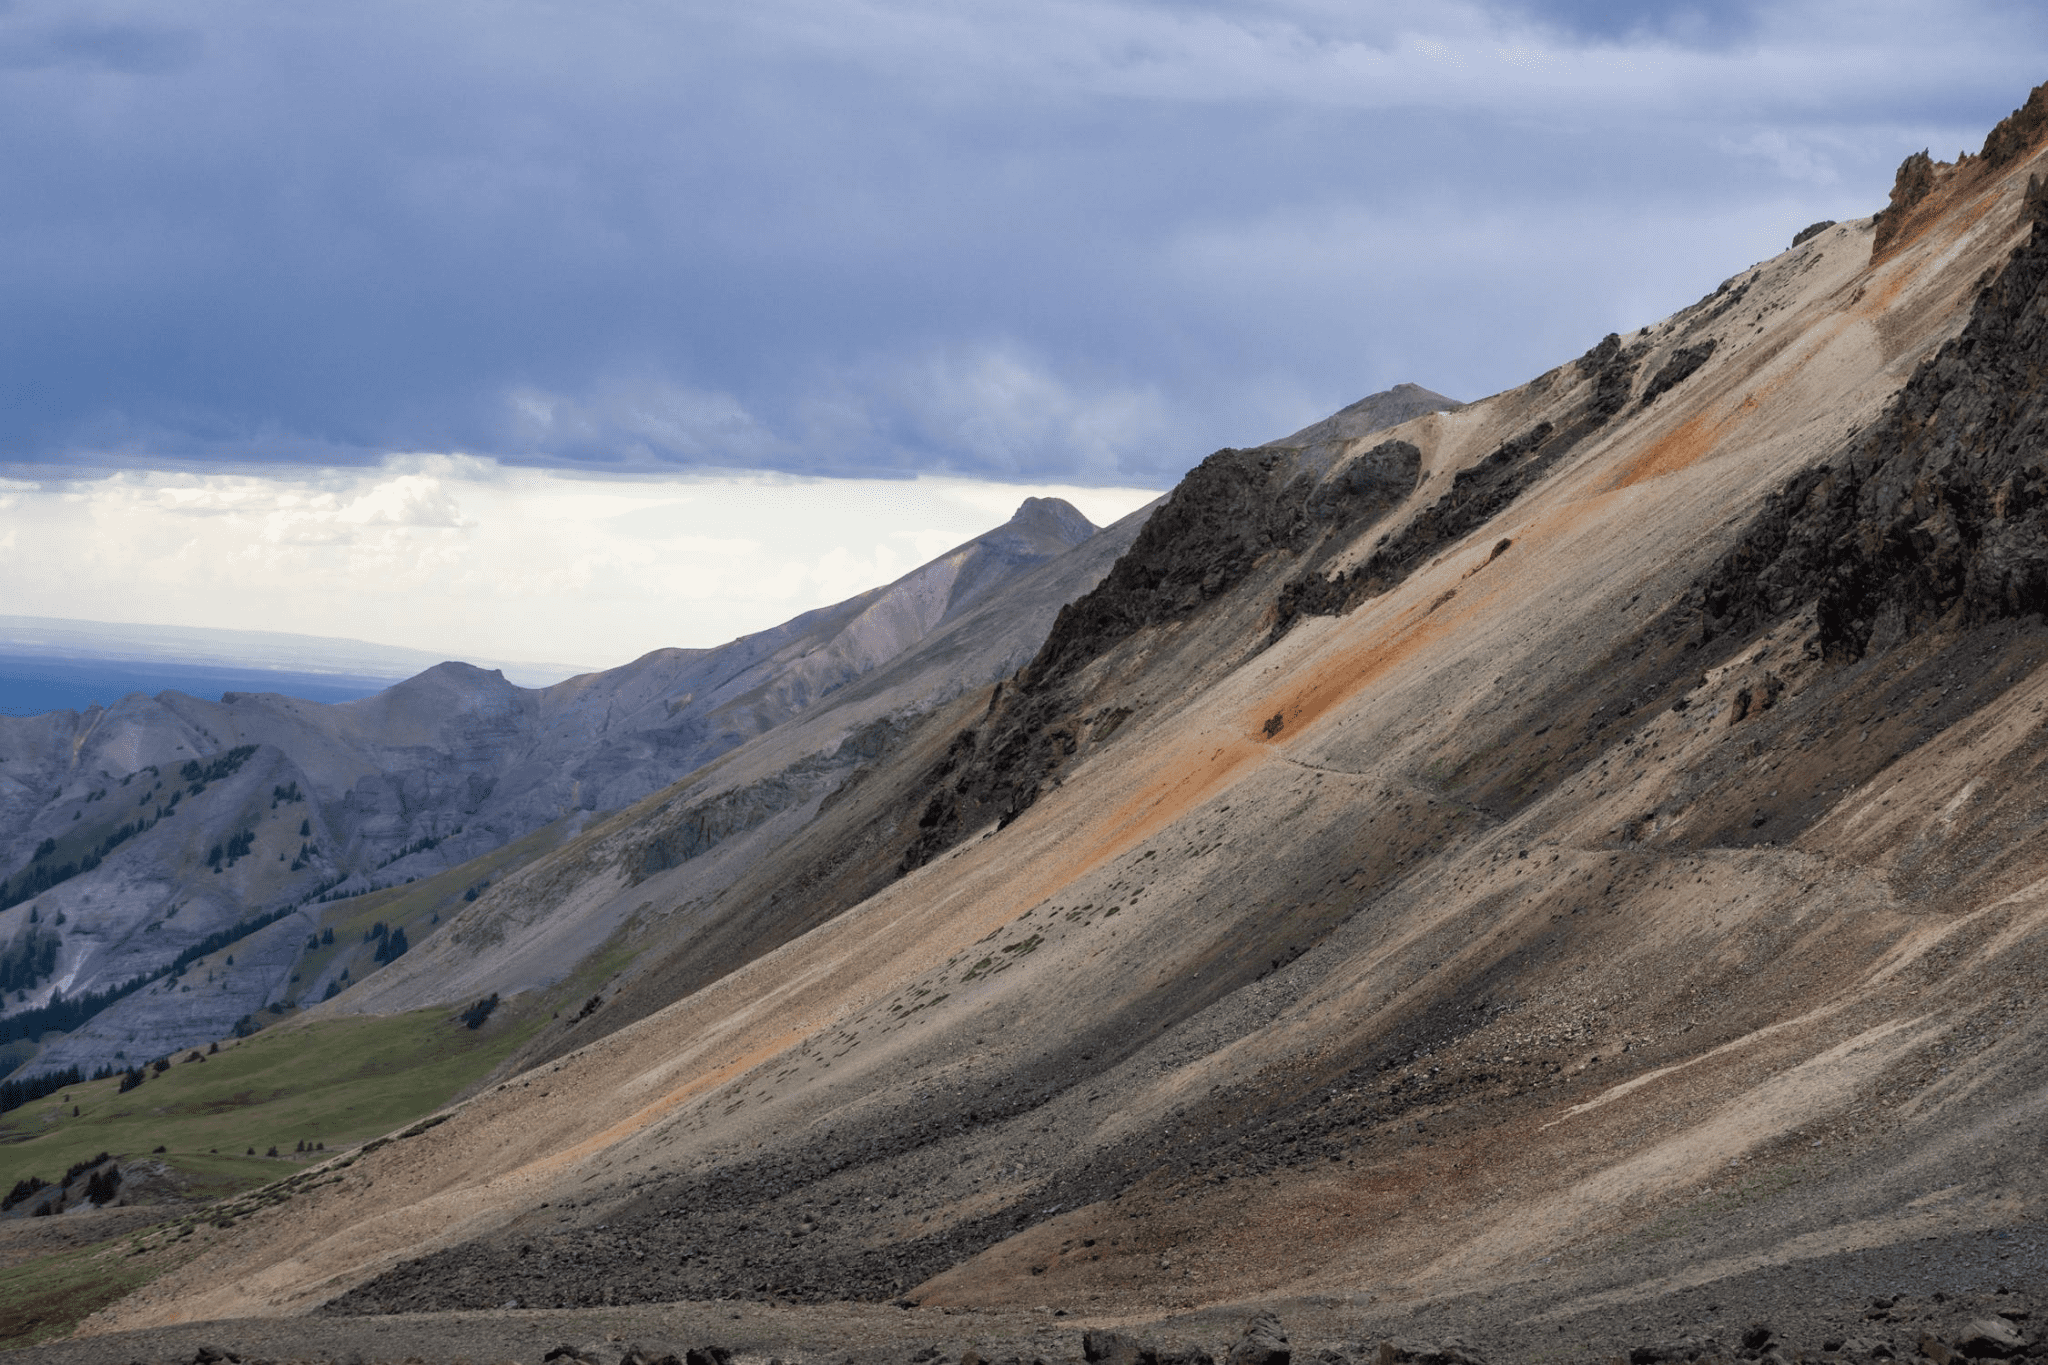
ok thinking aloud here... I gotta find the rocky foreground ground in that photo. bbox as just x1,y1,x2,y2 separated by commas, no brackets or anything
12,1218,2042,1365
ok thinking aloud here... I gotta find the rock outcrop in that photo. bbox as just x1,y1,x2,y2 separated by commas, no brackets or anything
1690,173,2048,660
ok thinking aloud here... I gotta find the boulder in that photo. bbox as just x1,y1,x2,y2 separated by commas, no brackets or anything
1373,1343,1487,1365
1085,1331,1157,1365
1229,1311,1292,1365
1957,1318,2027,1358
1919,1335,1959,1365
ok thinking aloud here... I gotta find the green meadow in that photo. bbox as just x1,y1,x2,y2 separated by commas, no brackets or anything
0,1236,161,1349
0,1003,538,1201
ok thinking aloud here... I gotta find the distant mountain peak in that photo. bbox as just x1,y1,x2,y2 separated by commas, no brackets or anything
1270,382,1463,452
1007,496,1097,546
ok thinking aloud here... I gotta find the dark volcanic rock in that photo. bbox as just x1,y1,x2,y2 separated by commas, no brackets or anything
1084,1329,1158,1365
1688,178,2048,661
1269,421,1556,639
1792,219,1836,248
1307,440,1423,521
1981,81,2048,170
1025,447,1321,691
1640,339,1718,406
1579,331,1643,424
1227,1311,1291,1365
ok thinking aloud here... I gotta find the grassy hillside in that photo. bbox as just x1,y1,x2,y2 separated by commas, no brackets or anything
274,815,580,1010
0,1003,538,1204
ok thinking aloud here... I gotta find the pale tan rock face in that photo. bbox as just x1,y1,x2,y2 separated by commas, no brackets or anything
78,105,2048,1350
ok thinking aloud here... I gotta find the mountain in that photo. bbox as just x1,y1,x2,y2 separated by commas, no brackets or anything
0,614,589,690
1267,380,1462,463
47,83,2048,1365
0,497,1106,1075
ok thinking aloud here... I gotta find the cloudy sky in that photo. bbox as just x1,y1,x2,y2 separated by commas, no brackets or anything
2,0,2043,671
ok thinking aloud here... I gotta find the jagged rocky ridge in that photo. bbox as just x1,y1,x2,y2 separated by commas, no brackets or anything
1691,173,2048,660
893,324,1684,874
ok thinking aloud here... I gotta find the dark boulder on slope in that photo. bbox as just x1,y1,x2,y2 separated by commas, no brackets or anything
1227,1312,1291,1365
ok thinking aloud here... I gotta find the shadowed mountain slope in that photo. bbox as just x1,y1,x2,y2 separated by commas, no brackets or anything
57,84,2048,1365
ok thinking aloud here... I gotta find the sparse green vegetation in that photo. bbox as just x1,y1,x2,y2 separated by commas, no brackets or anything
0,1236,162,1348
283,816,576,1007
0,1005,540,1203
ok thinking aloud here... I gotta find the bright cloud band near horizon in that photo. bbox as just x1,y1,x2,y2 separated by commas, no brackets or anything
0,460,1163,670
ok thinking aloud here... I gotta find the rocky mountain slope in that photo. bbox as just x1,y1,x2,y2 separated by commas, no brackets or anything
0,497,1104,1074
48,82,2048,1365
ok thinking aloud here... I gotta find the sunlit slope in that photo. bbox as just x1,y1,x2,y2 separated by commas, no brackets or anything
320,495,1159,1022
82,100,2048,1333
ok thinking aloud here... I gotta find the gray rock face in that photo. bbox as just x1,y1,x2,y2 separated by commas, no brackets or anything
0,500,1101,1074
1227,1312,1291,1365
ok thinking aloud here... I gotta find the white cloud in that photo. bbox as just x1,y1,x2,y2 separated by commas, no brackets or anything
0,456,1161,671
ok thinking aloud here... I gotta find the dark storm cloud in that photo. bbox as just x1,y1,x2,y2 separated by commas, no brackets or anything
1,0,2044,485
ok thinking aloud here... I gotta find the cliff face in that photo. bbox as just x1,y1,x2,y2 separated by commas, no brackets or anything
73,85,2048,1360
1696,173,2048,660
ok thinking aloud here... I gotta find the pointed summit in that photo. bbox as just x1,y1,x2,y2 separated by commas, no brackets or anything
1270,381,1462,451
1006,495,1097,546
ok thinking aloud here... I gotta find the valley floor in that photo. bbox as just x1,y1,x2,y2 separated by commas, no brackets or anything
6,1216,2041,1364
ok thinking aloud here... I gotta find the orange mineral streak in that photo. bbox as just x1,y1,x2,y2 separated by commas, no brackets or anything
1858,258,1916,318
1264,605,1451,741
1051,597,1462,879
1610,411,1726,491
1075,735,1265,879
